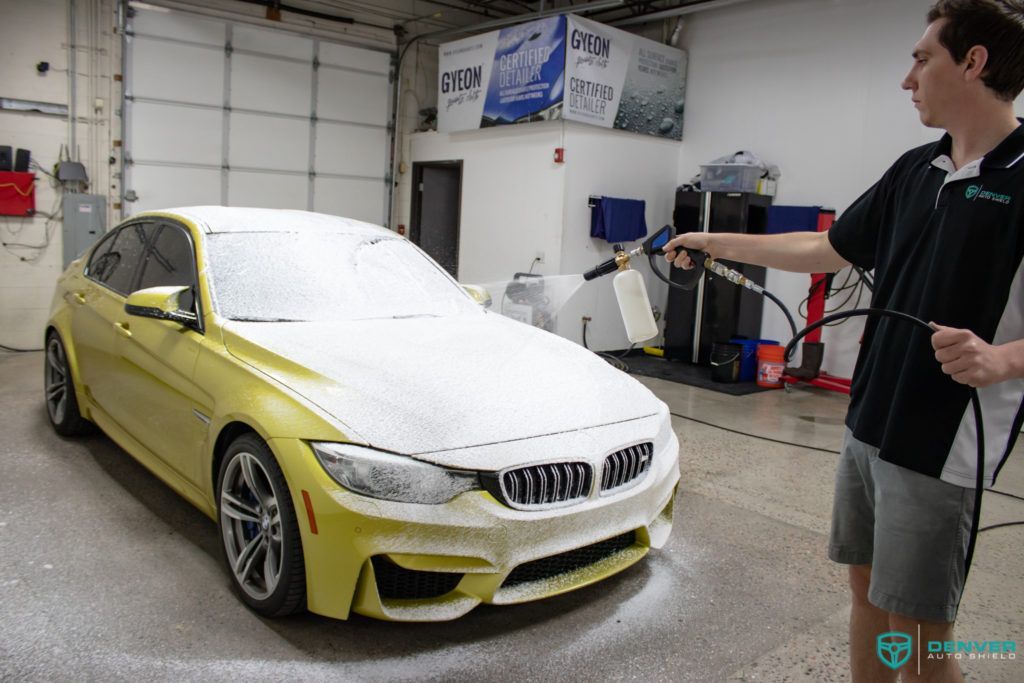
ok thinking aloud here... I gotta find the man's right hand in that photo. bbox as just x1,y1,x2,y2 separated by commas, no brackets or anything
663,233,712,269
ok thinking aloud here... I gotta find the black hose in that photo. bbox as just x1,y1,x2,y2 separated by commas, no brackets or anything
784,307,986,580
764,289,798,340
647,251,798,339
644,253,996,572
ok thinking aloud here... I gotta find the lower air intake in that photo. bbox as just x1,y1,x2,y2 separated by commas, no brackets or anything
502,531,637,588
371,556,463,600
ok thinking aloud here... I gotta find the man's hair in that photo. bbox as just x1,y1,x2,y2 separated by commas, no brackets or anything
927,0,1024,101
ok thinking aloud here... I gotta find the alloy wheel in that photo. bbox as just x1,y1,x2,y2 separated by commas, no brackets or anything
219,451,284,601
45,336,68,425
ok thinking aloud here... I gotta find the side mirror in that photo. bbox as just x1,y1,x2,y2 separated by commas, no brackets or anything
124,286,198,327
462,284,492,308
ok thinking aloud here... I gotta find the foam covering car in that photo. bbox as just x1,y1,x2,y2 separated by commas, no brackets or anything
44,207,680,621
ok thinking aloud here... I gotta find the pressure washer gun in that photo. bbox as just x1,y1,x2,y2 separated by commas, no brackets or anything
582,225,797,341
581,227,681,343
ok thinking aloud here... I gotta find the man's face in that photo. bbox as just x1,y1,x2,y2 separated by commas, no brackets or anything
901,19,969,128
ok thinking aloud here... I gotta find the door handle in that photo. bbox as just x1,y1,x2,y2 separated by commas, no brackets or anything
71,291,86,305
114,321,132,338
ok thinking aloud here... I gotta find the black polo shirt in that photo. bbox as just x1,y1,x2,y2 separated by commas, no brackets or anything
828,120,1024,487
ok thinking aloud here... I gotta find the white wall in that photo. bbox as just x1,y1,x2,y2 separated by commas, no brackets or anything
558,122,679,350
677,0,1024,377
0,0,118,350
407,122,566,285
404,120,680,352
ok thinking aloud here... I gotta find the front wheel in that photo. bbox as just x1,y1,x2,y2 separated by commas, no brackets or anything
44,332,94,436
217,434,306,617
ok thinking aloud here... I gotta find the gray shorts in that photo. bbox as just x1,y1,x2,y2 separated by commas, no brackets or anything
828,429,976,623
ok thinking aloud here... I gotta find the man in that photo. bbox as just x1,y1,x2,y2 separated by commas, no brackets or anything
663,1,1024,681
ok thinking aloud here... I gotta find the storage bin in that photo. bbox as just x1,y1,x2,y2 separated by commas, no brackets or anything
700,163,764,193
730,337,778,383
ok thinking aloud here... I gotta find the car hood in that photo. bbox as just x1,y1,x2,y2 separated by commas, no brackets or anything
222,313,660,456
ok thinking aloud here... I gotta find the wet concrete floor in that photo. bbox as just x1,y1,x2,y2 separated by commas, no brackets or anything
1,350,1021,681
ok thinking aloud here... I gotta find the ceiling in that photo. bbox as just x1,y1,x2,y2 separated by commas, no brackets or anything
231,0,734,39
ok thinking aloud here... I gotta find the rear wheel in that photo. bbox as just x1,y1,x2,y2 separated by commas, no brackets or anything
217,434,306,617
44,333,94,436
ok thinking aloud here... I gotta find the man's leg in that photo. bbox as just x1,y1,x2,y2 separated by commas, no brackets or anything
848,564,897,683
888,613,962,683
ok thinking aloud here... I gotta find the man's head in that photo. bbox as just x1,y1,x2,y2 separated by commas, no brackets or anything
902,0,1024,127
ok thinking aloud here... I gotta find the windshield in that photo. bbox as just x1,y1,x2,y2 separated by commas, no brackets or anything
204,232,479,322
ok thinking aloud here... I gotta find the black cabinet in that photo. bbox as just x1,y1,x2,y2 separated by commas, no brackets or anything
665,190,772,364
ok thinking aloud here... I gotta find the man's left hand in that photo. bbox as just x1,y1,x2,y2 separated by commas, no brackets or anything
930,323,1011,388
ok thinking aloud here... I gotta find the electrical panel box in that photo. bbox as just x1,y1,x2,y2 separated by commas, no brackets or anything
62,194,106,269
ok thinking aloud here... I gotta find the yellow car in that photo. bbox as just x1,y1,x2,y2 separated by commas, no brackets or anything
45,206,680,622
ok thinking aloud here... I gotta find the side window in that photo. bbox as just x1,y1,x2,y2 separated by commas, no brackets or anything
85,230,119,279
137,223,198,312
87,223,151,295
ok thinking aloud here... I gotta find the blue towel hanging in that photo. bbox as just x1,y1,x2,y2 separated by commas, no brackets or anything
590,196,648,243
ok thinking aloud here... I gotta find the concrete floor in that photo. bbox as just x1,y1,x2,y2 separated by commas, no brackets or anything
1,349,1022,682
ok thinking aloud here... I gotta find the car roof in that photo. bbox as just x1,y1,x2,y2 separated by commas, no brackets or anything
137,206,393,237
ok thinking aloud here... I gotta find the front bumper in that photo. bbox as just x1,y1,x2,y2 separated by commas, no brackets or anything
269,429,680,622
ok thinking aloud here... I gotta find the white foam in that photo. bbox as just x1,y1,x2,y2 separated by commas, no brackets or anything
225,313,661,460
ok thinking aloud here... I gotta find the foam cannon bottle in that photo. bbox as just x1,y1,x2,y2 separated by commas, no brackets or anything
583,243,658,344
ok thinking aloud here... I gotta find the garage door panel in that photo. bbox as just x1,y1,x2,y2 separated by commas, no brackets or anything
315,123,386,178
229,172,308,209
132,7,225,46
320,43,389,74
314,177,385,225
126,8,391,223
132,38,224,105
233,25,312,61
129,166,221,214
130,102,222,166
232,54,312,117
318,69,389,124
229,113,309,172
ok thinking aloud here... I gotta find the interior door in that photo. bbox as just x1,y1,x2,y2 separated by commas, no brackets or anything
411,162,462,278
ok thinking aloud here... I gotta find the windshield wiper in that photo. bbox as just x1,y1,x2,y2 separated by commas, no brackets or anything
230,316,307,322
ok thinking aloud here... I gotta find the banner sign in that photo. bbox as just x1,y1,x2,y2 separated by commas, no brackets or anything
438,14,686,140
565,15,686,138
439,17,564,132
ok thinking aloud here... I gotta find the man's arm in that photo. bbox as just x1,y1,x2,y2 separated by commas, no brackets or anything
931,324,1024,388
662,229,850,274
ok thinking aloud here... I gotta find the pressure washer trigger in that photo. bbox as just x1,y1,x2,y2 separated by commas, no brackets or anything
669,248,708,291
684,248,710,269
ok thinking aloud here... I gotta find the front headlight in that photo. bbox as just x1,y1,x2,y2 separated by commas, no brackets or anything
311,442,480,504
654,403,674,453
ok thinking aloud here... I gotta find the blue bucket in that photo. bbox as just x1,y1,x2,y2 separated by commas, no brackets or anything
730,337,779,382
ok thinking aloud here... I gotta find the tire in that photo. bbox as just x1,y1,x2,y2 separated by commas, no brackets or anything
217,433,306,617
44,332,94,436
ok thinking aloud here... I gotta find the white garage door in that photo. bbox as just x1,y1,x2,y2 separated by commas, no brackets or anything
123,5,392,225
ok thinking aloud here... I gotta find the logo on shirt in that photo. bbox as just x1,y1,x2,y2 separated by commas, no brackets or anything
966,184,1012,205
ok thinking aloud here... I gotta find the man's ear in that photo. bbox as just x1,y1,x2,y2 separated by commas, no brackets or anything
962,44,989,82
